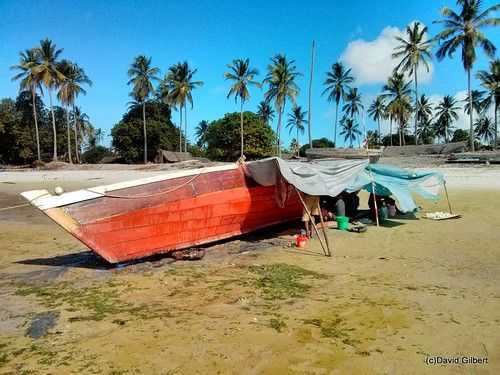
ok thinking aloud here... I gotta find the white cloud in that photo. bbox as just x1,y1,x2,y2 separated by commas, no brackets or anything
340,23,434,85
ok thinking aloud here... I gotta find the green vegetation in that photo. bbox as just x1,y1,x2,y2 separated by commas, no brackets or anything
248,263,325,300
111,100,179,162
204,111,274,161
269,318,287,332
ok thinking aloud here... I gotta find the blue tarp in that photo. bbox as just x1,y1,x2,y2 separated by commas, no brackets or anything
345,164,444,212
245,158,445,213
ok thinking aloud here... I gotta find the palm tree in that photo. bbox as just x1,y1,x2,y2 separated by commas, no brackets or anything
382,72,413,145
392,21,433,145
342,87,364,120
34,38,64,161
339,117,362,148
463,89,486,118
127,55,160,163
224,58,262,157
434,0,499,151
435,95,460,143
322,62,354,147
416,94,434,144
474,116,494,144
257,100,275,125
73,106,90,155
195,120,209,147
286,105,307,157
56,59,74,163
476,59,500,149
417,118,436,144
167,61,203,154
10,48,43,161
264,54,301,157
56,60,92,163
368,96,386,144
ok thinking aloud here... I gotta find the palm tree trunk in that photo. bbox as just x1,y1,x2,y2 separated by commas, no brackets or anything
276,106,283,158
48,87,57,161
143,102,147,164
334,102,339,148
468,69,474,151
66,106,73,163
240,100,244,157
377,119,381,145
73,104,80,164
184,104,188,154
390,119,393,146
179,106,183,153
296,126,300,157
414,70,418,145
494,99,498,149
307,40,315,148
31,86,41,162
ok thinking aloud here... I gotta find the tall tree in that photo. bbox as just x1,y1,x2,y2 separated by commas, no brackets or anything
34,38,64,161
382,72,413,146
263,54,301,157
339,116,362,148
416,94,434,144
127,55,160,163
463,89,486,117
286,105,307,157
368,96,386,144
392,21,433,145
474,116,495,144
166,61,203,154
322,62,354,147
56,59,74,163
435,95,460,142
224,58,261,157
10,48,43,161
342,87,364,147
434,0,499,151
476,59,500,149
257,101,275,125
195,120,209,147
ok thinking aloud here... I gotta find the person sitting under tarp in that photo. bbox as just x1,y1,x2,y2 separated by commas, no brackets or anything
321,191,360,222
302,194,320,238
368,193,402,218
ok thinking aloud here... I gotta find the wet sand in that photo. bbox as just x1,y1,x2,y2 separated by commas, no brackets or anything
0,165,499,374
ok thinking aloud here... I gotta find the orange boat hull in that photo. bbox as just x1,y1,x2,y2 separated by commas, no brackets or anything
36,167,302,263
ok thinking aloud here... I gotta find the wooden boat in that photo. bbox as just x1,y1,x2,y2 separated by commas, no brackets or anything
22,164,302,263
305,148,382,163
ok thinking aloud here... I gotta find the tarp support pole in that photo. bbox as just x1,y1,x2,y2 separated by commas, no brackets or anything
443,181,453,214
316,202,331,257
361,112,379,226
295,188,330,257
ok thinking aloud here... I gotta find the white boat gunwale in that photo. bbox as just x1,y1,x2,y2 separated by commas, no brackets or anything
21,163,239,210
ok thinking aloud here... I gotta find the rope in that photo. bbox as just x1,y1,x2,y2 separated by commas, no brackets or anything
0,203,30,211
0,192,52,211
86,167,206,200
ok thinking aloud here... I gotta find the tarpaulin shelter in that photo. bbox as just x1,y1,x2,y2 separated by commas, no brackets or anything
244,157,444,213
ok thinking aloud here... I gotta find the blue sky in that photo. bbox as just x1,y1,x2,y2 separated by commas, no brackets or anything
1,0,498,148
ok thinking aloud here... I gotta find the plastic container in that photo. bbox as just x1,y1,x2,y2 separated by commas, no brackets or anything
296,235,308,248
336,216,349,230
379,204,389,219
388,204,396,217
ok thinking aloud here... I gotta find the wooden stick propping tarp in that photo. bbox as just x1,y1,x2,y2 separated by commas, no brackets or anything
443,181,453,214
295,188,331,257
317,202,332,257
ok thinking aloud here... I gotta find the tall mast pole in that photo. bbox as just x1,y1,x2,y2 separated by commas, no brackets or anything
307,40,315,149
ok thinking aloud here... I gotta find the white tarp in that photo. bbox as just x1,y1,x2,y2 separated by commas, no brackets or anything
244,157,368,196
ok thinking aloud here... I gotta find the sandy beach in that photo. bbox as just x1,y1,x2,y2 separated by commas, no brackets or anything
0,162,499,374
